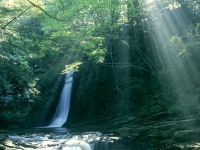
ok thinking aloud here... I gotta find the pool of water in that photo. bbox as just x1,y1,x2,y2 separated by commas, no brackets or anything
0,127,125,150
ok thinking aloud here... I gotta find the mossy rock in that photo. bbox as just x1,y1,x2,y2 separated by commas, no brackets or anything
173,129,200,142
0,146,5,150
115,127,139,138
148,112,168,120
169,143,200,150
149,105,164,115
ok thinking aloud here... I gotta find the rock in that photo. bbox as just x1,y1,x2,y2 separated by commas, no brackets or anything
166,145,185,150
0,96,5,100
148,112,168,120
169,143,200,150
0,87,3,93
173,130,200,142
115,127,139,138
33,68,45,73
22,89,29,100
5,89,14,95
5,95,13,102
0,145,5,150
116,127,133,134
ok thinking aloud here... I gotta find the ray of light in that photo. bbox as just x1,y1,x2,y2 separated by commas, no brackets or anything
143,0,200,115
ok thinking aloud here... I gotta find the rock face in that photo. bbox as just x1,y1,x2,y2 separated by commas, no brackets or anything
67,114,200,150
109,116,200,149
0,85,29,104
0,79,35,128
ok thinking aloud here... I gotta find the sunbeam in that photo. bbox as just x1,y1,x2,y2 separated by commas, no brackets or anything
143,0,200,115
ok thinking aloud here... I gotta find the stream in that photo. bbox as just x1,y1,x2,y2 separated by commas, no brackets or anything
1,118,200,150
0,127,126,150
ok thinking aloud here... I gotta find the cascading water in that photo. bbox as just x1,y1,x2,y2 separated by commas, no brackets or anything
48,71,73,127
5,131,122,150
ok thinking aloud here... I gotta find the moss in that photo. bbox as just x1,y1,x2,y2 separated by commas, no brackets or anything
116,127,139,137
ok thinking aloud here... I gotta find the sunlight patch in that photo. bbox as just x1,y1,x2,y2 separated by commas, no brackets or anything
146,0,154,4
166,2,181,10
62,61,82,74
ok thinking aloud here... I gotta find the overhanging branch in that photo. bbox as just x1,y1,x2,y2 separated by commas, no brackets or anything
1,5,33,31
0,0,76,31
27,0,65,21
27,0,76,21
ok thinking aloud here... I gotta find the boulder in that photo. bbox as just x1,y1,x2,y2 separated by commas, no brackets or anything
5,95,13,102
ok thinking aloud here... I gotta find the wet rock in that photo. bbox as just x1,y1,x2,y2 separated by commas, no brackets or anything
34,67,45,73
168,143,200,150
165,145,184,150
6,84,14,90
0,96,5,100
5,89,14,95
148,112,168,120
116,127,133,134
22,89,29,100
5,95,13,101
115,127,139,139
0,145,5,150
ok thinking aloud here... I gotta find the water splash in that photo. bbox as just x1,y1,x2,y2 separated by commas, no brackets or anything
48,71,73,127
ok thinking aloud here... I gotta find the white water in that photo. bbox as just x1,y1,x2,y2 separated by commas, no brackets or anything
48,71,73,127
7,132,121,150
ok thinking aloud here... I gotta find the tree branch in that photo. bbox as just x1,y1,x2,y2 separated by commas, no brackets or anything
1,5,33,31
27,0,75,21
101,62,152,73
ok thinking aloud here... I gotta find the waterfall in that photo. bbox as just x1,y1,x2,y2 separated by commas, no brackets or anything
48,71,73,127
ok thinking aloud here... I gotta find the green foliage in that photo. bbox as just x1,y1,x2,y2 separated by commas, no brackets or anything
0,101,31,128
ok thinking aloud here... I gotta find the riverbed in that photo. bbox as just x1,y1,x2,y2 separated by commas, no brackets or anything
1,115,200,150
